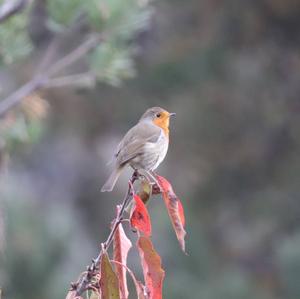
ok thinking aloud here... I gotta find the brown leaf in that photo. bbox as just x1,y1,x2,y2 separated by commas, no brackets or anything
21,93,49,120
100,252,120,299
138,180,152,204
156,175,187,253
113,221,132,299
137,236,165,299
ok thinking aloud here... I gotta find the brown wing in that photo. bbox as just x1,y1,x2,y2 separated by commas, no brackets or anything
114,121,161,166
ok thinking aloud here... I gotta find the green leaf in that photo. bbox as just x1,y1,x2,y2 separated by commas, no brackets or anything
86,0,152,38
100,252,120,299
89,42,135,86
0,15,33,65
47,0,84,26
89,290,100,299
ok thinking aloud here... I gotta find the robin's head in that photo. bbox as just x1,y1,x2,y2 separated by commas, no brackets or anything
140,107,175,133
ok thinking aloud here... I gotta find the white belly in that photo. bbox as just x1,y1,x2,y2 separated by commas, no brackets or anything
130,129,169,171
147,129,169,170
152,135,168,170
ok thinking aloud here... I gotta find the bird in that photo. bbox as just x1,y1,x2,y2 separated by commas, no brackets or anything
101,107,175,192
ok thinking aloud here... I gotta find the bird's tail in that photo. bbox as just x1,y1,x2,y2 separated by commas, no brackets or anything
101,166,124,192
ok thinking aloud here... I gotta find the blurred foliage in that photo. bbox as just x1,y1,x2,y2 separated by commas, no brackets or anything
276,233,300,298
0,11,33,65
0,0,152,68
0,94,48,160
47,0,84,26
1,200,65,299
89,42,136,86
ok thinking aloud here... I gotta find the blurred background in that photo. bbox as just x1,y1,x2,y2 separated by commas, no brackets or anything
1,0,300,298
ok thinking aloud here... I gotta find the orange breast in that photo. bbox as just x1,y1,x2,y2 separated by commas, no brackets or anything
153,117,170,137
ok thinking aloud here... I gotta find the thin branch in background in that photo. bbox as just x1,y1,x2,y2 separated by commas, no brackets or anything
0,34,103,118
0,0,31,23
74,172,138,296
0,77,45,117
44,72,96,89
47,34,102,78
36,13,88,75
36,37,61,76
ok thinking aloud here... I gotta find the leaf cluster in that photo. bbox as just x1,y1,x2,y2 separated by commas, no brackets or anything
0,94,48,163
0,0,152,85
68,175,186,299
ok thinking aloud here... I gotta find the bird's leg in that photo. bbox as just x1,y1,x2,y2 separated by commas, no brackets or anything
132,169,140,181
142,170,161,194
136,169,154,184
148,170,163,194
124,170,139,212
131,170,146,185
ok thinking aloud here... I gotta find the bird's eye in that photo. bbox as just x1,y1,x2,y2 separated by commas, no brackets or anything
156,113,161,118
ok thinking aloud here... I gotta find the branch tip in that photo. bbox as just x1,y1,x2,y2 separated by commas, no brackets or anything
74,171,137,296
70,282,79,291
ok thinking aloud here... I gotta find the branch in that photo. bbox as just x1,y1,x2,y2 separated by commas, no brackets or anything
44,73,96,89
0,76,45,116
0,34,103,117
73,172,138,296
47,34,102,78
0,0,29,23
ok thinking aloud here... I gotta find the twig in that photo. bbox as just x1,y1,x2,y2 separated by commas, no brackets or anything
0,75,46,117
0,34,103,117
36,37,61,76
0,0,29,23
74,172,138,296
47,34,102,78
36,13,88,76
44,72,96,89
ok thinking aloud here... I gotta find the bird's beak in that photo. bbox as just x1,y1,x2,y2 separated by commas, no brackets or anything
169,112,176,117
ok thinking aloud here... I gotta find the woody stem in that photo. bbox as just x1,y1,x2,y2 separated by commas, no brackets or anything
74,172,138,296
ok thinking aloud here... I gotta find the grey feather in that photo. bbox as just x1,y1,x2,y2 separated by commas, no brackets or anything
114,121,161,166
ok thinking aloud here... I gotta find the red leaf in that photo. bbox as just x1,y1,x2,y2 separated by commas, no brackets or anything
137,236,165,299
100,252,120,299
156,175,187,253
130,194,152,237
178,199,185,227
113,221,132,299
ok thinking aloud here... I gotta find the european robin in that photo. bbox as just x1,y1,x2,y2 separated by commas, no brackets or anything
101,107,175,192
